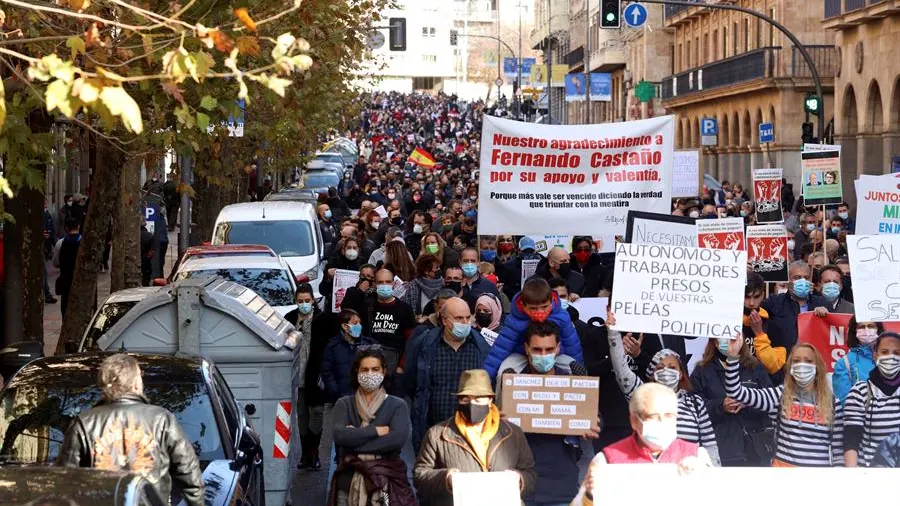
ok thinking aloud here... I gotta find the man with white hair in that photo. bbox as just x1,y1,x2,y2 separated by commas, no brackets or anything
571,383,711,506
58,354,204,506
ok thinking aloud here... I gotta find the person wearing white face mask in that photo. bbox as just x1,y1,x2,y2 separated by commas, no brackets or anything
844,333,900,467
572,383,712,506
832,319,884,404
330,348,415,506
723,335,844,466
605,311,720,465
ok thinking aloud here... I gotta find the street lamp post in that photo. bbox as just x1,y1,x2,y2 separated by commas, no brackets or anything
516,0,523,120
547,0,553,124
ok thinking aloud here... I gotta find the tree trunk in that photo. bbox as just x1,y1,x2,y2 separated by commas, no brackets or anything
1,184,45,347
57,137,123,353
110,157,141,291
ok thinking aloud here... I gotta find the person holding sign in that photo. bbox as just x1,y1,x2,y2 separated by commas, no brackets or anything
496,321,597,506
723,337,844,466
843,333,900,467
414,370,536,506
484,278,584,381
329,347,415,506
572,384,713,506
605,312,720,465
832,318,884,404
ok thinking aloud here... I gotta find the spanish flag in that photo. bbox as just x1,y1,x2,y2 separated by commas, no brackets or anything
407,147,436,169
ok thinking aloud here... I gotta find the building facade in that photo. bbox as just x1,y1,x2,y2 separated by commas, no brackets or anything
531,0,571,122
661,0,838,190
823,0,900,205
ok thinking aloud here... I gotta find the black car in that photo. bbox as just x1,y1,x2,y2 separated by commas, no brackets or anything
0,353,265,506
0,467,167,506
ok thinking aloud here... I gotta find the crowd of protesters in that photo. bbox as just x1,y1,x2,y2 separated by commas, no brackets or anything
281,91,900,506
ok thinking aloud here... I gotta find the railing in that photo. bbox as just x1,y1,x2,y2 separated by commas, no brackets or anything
661,47,777,99
824,0,842,17
664,1,702,18
790,45,838,78
565,46,585,67
846,0,867,10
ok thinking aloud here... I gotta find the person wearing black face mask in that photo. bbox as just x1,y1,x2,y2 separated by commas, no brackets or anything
414,370,535,506
535,247,585,298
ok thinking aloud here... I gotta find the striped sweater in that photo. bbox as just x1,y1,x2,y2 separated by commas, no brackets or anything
844,380,900,466
724,358,844,466
607,330,720,466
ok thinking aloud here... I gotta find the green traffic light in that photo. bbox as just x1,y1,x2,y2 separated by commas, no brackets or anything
606,12,616,21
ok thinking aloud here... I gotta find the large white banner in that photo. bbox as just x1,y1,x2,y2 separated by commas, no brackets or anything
610,243,746,339
848,235,900,322
478,115,674,235
855,175,900,235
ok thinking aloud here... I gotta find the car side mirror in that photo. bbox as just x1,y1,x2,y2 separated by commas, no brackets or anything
244,403,256,416
151,278,168,286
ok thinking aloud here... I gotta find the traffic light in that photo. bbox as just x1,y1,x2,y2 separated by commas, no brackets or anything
389,17,406,51
804,93,821,116
600,0,621,28
801,122,814,145
450,29,458,46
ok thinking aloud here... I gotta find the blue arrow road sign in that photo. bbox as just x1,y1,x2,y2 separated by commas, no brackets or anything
623,3,648,28
759,122,775,143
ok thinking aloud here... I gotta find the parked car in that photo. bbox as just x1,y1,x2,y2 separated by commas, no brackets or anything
81,286,162,350
172,255,298,316
264,188,321,204
156,244,277,285
299,171,340,194
0,467,167,506
212,201,324,299
0,352,265,506
306,158,343,176
314,151,347,170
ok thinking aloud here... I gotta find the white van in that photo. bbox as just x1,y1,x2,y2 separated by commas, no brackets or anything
212,202,324,299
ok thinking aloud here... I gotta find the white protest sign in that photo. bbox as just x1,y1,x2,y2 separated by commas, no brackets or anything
626,212,697,247
855,175,900,235
331,269,360,313
610,243,746,339
672,150,700,198
452,471,520,506
848,235,900,322
570,297,609,325
803,143,842,153
521,258,540,287
373,205,388,218
478,115,674,235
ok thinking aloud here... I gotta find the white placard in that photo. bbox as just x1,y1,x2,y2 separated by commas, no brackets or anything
521,258,540,287
373,205,388,218
331,269,360,313
672,150,700,198
847,235,900,322
478,115,675,235
610,243,746,339
855,175,900,235
452,471,520,506
628,213,698,247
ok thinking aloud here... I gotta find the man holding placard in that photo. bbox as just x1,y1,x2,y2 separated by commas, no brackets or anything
414,369,536,506
496,321,599,506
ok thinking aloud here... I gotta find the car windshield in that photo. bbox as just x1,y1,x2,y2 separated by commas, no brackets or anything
217,220,315,257
0,381,224,466
82,301,139,350
175,267,294,307
302,173,339,188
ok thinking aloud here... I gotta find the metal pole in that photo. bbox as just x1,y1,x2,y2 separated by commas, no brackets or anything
547,0,553,124
642,0,826,138
585,3,591,124
517,1,523,120
497,0,502,105
178,153,192,256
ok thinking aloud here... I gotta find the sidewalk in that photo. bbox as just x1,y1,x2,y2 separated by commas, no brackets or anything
43,230,180,355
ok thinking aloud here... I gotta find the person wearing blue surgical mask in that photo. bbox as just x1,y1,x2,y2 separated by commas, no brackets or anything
459,247,500,310
813,265,854,315
760,260,816,384
495,321,597,506
364,268,416,380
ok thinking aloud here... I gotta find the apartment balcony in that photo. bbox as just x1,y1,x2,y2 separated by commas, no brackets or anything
664,0,737,26
590,40,627,72
660,45,837,103
530,14,571,49
823,0,900,29
565,46,585,70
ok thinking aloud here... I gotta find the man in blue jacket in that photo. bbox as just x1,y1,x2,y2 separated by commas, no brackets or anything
760,260,821,378
483,278,584,382
496,321,597,506
404,297,490,450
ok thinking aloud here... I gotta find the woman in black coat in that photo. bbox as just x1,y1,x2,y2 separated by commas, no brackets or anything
690,338,774,466
319,238,366,302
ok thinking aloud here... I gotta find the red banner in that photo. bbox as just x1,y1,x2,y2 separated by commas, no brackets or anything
797,313,853,373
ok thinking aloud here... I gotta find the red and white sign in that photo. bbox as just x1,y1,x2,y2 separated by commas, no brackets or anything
696,218,745,251
747,225,789,282
273,400,292,459
797,313,853,373
752,168,783,224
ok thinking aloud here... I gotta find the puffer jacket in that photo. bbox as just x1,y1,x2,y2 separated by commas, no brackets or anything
833,345,876,404
483,291,583,380
414,416,536,506
57,393,203,506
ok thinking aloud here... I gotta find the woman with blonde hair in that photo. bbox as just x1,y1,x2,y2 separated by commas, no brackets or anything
419,231,459,268
724,337,843,466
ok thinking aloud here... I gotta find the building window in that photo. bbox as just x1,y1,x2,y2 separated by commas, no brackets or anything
422,54,437,63
686,40,691,69
712,30,718,60
422,27,436,37
744,19,750,52
722,26,727,58
733,22,739,55
756,18,762,48
769,8,776,46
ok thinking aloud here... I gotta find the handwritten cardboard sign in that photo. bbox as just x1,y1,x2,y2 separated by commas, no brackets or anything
499,373,599,436
848,235,900,322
